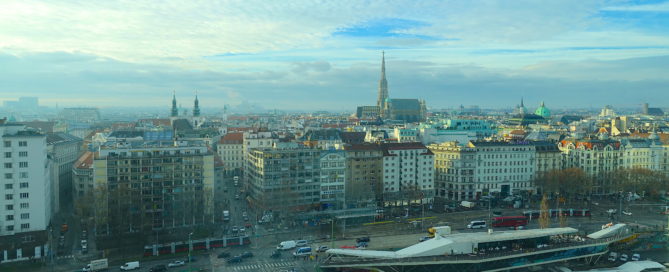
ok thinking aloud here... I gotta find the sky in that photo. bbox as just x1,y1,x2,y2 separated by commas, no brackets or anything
0,0,668,112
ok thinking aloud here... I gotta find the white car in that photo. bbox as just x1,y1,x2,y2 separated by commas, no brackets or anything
607,209,617,214
631,253,640,261
622,211,632,216
167,260,185,268
620,253,628,262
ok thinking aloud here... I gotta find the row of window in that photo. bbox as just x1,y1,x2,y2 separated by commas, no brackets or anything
3,141,28,147
5,171,31,179
4,183,29,189
3,151,28,158
5,202,29,210
4,193,29,200
4,223,30,231
3,162,29,168
5,213,30,220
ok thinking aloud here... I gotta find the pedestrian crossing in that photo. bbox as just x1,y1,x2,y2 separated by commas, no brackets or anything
229,261,295,271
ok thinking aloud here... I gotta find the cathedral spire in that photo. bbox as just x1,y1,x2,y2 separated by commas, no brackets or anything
170,91,178,117
193,91,201,117
377,51,389,117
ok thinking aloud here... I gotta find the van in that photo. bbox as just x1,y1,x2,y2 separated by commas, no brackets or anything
277,240,297,250
120,261,140,270
293,247,312,256
295,240,308,247
467,220,486,229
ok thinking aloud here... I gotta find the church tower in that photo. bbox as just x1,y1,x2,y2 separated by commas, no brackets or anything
170,91,178,117
377,51,389,118
193,93,201,117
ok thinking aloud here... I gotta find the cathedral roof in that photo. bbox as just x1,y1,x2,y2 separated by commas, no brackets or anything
389,99,421,110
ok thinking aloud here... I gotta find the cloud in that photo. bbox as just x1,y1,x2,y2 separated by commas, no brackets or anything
291,61,332,74
602,2,669,12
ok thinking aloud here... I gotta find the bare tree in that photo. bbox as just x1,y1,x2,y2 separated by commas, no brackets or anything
539,194,550,229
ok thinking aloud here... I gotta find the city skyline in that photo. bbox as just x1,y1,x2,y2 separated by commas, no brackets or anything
0,1,668,110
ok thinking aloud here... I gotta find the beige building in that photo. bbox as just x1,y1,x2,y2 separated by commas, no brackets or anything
344,144,384,208
217,132,244,176
429,141,538,201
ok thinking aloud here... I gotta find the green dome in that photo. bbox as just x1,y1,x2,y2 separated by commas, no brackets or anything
535,101,550,118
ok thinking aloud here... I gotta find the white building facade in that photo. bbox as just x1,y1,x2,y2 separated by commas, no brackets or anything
0,124,52,263
381,142,435,205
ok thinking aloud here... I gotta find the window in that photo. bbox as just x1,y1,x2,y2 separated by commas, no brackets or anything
3,141,10,147
19,193,28,199
19,162,28,168
5,194,13,200
6,226,13,231
20,223,29,229
4,152,10,158
18,141,27,147
4,163,12,168
4,173,12,179
20,213,29,219
4,184,12,189
20,182,28,188
18,151,27,157
6,215,13,221
6,204,13,210
20,172,28,179
20,203,28,209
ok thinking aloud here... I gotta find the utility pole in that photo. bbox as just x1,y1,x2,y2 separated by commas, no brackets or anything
619,191,623,222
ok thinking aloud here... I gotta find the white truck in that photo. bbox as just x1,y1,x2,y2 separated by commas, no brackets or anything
83,258,108,272
460,201,475,208
223,210,230,222
277,240,297,250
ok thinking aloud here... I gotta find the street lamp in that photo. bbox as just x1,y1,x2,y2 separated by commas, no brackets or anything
188,232,193,272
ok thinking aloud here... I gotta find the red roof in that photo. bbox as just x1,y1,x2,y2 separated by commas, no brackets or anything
220,132,244,144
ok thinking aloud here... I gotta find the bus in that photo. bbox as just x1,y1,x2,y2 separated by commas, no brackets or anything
492,216,528,228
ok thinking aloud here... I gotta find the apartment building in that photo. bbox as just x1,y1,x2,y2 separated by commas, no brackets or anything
246,143,321,211
343,144,383,208
380,142,434,205
46,133,82,212
319,149,346,210
217,132,244,176
559,137,623,194
0,124,52,262
92,140,214,236
429,141,536,201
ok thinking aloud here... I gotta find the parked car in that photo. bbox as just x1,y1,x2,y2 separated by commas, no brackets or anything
620,253,629,262
608,252,618,261
149,264,167,272
217,252,230,259
239,227,246,233
231,226,239,233
316,246,329,252
235,194,240,200
167,260,185,268
241,252,253,258
631,253,640,261
356,236,370,243
356,241,368,248
295,240,308,247
226,256,242,264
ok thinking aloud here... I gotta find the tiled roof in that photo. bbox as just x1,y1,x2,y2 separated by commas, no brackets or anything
74,151,94,169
